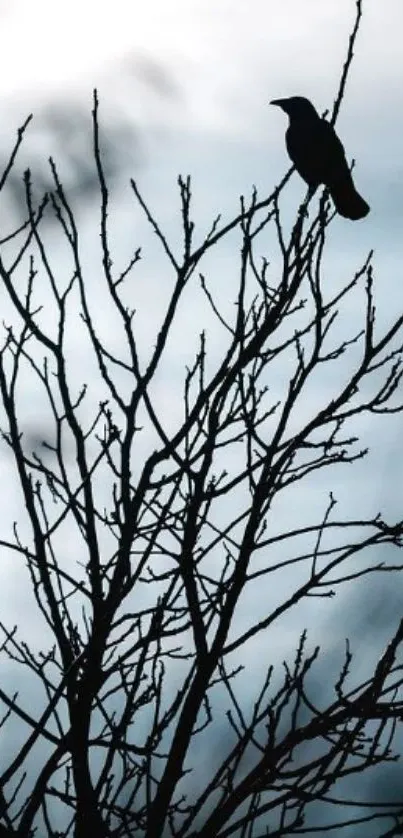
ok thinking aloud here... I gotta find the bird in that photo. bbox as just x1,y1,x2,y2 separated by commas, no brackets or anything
270,96,369,221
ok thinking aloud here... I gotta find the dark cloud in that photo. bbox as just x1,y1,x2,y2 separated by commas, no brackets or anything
126,53,182,101
1,98,141,220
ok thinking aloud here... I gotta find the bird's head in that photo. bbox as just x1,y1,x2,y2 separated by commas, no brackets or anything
270,96,318,120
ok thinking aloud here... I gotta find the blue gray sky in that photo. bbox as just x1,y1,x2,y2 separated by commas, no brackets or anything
0,0,401,678
0,1,403,830
0,0,402,693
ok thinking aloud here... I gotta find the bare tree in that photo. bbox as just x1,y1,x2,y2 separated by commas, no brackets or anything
0,2,403,837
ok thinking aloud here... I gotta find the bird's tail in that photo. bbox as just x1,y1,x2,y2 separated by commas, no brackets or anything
328,174,369,221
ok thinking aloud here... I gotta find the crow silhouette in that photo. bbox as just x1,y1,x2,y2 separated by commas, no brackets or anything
271,96,369,220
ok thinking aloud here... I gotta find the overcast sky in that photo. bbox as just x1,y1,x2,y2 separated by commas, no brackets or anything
0,0,401,229
0,0,402,683
0,0,401,661
0,1,403,829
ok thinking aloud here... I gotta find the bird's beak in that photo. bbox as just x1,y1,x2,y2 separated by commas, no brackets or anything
270,99,286,110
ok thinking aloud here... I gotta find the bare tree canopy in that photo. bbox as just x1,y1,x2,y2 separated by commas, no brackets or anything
1,2,403,837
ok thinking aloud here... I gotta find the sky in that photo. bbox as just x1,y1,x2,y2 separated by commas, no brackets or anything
0,0,399,580
0,0,403,831
0,0,402,235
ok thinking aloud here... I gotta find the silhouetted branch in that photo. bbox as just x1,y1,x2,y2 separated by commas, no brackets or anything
0,4,402,838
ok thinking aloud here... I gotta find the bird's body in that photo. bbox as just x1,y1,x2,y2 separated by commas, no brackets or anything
271,96,369,220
